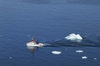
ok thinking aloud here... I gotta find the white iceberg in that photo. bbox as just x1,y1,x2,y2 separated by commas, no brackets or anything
65,33,83,42
51,51,62,55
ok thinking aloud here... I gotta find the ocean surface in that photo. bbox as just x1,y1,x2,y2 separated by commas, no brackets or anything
0,0,100,66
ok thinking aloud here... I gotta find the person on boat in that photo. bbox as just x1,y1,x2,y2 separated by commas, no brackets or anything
31,38,36,43
30,37,40,44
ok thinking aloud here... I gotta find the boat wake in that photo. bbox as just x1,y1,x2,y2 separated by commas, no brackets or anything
44,33,100,47
26,33,100,49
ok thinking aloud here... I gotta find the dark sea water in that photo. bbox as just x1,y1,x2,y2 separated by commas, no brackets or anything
0,0,100,66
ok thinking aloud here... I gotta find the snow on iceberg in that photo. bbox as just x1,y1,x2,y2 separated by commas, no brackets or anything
65,33,83,42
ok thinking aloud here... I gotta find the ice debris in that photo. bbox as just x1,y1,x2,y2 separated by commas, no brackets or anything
51,51,62,55
76,50,84,53
82,56,87,59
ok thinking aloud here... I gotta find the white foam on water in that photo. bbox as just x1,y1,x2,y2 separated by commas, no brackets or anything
26,42,35,47
82,56,87,59
26,42,45,47
65,33,83,42
75,50,84,53
51,51,62,55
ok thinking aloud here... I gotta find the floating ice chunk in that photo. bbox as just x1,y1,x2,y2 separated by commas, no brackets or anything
65,33,83,42
93,58,97,60
76,50,84,53
9,57,13,59
51,51,62,55
82,56,87,59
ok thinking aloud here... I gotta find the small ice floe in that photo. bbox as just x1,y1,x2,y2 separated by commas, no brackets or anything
9,57,13,59
51,51,62,55
65,33,83,42
75,50,84,53
82,56,87,59
93,58,97,60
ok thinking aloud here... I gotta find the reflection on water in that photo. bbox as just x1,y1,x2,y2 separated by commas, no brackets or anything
26,46,40,53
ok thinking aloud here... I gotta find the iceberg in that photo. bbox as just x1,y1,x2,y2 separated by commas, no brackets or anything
65,33,83,42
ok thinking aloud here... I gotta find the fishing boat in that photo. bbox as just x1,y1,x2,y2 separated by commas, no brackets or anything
26,38,44,47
